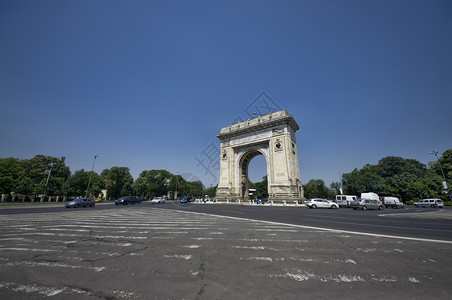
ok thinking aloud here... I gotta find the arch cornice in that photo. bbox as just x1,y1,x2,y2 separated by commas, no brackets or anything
217,110,299,140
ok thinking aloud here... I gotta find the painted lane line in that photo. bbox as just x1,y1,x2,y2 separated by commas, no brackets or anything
163,254,192,260
170,210,452,244
0,248,58,252
1,261,106,272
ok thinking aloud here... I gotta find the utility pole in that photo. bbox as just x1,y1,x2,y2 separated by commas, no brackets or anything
431,150,450,201
85,154,99,198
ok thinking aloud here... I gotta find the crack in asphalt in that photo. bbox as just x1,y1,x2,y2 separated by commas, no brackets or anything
63,284,117,300
83,246,148,263
195,250,207,299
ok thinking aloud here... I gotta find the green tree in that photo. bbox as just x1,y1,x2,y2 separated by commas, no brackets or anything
132,170,173,198
15,155,70,196
343,165,387,196
186,181,204,197
378,156,426,178
62,170,102,197
303,179,334,199
406,181,437,201
329,182,341,195
101,167,133,199
254,176,268,199
430,149,452,195
0,158,21,194
204,185,217,198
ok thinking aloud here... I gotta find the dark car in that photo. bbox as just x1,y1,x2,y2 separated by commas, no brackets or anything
180,197,195,203
65,198,95,208
115,196,142,205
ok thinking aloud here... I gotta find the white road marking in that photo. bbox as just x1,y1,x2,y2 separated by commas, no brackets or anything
0,248,58,252
164,255,192,260
244,257,273,262
1,261,106,272
173,210,452,244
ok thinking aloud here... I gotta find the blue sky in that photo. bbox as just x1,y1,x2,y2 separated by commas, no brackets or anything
1,0,451,188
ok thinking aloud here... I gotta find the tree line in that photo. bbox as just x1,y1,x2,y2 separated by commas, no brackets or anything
0,155,216,201
1,150,451,202
303,149,452,202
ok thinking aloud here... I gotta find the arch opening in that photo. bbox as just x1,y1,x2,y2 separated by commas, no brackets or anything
239,150,266,200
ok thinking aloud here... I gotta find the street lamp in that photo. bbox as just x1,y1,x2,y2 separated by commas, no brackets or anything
430,151,450,201
174,171,179,200
45,162,55,187
431,151,448,190
337,171,343,195
85,154,99,198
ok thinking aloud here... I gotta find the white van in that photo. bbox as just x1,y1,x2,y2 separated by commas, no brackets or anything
414,199,444,208
335,195,358,208
382,196,404,209
360,192,380,201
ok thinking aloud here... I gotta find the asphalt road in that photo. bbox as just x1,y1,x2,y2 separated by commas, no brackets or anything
3,201,452,242
1,202,451,299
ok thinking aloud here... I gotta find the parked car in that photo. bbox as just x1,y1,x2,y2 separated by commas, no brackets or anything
382,197,404,209
115,196,142,205
306,198,339,209
180,197,195,203
414,199,444,208
151,197,165,204
65,198,95,208
335,195,358,208
350,199,383,210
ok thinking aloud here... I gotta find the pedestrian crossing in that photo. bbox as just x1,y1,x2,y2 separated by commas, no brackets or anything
0,207,451,298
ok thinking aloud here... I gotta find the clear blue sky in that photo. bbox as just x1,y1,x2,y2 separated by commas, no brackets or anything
1,0,451,188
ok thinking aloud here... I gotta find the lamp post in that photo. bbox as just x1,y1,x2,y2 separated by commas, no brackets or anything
85,154,99,198
337,171,343,195
174,171,179,200
45,162,55,187
430,151,450,201
431,151,448,190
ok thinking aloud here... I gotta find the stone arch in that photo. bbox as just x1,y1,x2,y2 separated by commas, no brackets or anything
215,110,303,203
236,147,268,199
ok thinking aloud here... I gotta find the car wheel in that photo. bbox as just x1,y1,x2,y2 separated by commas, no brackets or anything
414,204,418,207
331,205,337,209
74,204,79,208
362,206,367,211
353,208,357,210
90,204,94,207
115,203,118,205
312,204,317,208
378,206,383,210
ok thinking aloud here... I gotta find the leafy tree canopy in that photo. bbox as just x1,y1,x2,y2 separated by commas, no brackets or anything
303,179,335,199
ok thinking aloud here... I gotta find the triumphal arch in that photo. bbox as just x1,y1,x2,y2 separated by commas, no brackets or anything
215,110,304,203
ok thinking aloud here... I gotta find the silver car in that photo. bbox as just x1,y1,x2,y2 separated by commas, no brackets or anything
350,199,383,210
414,199,444,208
306,198,339,209
150,197,165,204
65,198,95,208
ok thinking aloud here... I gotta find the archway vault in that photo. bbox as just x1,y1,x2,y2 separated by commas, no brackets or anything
215,110,304,203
